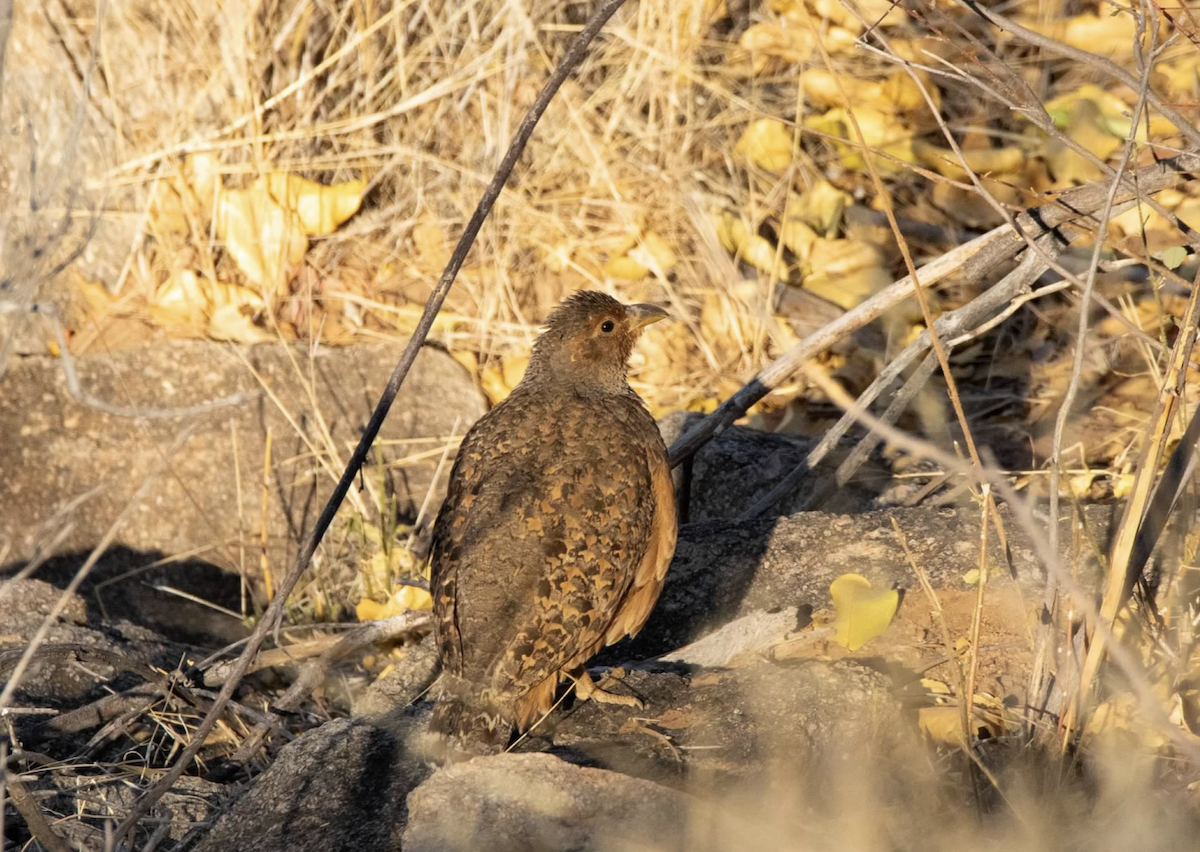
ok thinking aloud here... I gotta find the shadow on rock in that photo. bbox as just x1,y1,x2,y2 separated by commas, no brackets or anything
1,545,247,647
194,714,431,852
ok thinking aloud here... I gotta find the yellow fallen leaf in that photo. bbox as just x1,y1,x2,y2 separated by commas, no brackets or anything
918,699,1006,744
148,180,190,236
716,213,787,278
393,584,434,612
502,353,529,391
786,180,850,237
1043,103,1116,186
207,281,271,343
921,677,952,696
739,23,817,74
184,152,221,218
800,69,930,116
830,573,899,651
713,211,740,254
1015,11,1139,57
779,218,817,261
356,585,434,622
913,140,1025,179
803,266,891,311
1174,198,1200,233
265,172,366,237
735,119,794,173
413,221,452,273
1044,84,1177,141
1068,472,1095,499
805,107,915,174
604,255,650,280
1112,472,1135,499
806,238,882,277
450,349,479,377
356,598,386,622
148,153,223,237
810,0,907,31
917,706,965,744
628,231,677,275
962,568,981,586
480,353,530,405
1161,56,1200,96
216,177,308,289
151,269,209,331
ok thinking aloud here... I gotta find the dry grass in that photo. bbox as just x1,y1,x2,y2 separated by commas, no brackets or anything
5,0,1200,847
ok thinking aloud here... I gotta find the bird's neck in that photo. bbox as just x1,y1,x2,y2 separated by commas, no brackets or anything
521,354,631,399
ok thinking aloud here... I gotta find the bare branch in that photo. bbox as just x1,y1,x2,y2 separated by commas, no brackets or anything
669,152,1200,468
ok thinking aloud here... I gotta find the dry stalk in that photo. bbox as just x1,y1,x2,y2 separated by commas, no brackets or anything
668,152,1200,468
260,428,275,604
964,489,991,747
230,611,432,764
801,361,1200,762
962,1,1200,152
1066,243,1200,738
892,518,968,743
1040,0,1157,734
744,244,1055,519
3,767,72,852
230,418,248,618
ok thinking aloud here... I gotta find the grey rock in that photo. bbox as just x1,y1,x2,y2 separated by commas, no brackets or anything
402,753,695,852
603,503,1108,665
656,606,799,667
0,578,183,710
43,775,223,848
193,716,430,852
0,342,487,640
658,412,880,520
536,660,905,793
195,657,904,851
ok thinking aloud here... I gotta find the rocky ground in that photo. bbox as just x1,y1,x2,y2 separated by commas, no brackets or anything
0,341,1135,851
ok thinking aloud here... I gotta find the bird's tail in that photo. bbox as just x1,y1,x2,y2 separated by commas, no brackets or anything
423,677,512,763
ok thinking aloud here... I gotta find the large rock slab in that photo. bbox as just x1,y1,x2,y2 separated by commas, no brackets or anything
534,661,904,792
0,342,487,635
403,754,695,852
193,717,429,852
606,504,1108,666
659,411,884,520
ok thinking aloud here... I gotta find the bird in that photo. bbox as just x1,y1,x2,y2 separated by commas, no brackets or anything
425,290,677,760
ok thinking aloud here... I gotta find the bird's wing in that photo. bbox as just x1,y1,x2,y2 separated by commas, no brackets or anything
489,406,664,726
430,411,545,680
602,443,677,644
431,399,591,684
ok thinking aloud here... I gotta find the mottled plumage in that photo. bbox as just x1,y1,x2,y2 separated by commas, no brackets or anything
427,291,677,759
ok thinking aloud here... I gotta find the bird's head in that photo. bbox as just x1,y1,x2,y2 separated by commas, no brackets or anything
526,291,668,394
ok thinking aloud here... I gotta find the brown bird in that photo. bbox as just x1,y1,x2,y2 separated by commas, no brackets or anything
426,290,677,759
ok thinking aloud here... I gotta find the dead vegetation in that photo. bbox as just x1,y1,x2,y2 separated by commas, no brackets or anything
4,0,1200,847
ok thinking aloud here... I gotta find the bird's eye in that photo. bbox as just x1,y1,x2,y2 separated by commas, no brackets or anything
600,320,615,333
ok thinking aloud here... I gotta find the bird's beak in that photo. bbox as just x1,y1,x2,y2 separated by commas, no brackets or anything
628,303,669,329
